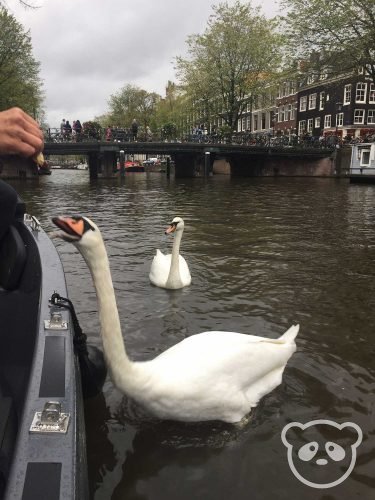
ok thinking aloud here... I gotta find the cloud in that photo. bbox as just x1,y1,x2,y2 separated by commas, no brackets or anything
8,0,279,127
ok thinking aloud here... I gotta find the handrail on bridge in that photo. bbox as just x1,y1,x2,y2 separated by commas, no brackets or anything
44,127,337,150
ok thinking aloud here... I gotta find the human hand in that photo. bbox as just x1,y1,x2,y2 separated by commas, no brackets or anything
0,107,44,157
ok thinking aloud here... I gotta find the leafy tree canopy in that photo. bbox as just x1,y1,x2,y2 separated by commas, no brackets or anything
107,84,161,130
280,0,375,83
0,8,43,115
175,1,283,131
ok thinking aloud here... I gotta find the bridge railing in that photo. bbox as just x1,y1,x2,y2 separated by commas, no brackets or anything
44,127,335,150
44,128,102,143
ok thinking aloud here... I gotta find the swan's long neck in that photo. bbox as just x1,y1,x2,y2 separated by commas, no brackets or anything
166,229,183,288
79,238,135,392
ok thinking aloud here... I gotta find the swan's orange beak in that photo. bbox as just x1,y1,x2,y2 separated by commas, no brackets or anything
165,223,177,235
52,216,85,240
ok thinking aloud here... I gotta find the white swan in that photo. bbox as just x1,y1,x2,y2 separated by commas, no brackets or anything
149,217,191,289
52,215,299,424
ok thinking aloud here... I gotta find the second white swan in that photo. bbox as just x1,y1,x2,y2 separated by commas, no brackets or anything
149,216,191,289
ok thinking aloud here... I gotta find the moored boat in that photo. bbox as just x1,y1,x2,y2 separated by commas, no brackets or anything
0,197,88,499
349,142,375,183
125,160,144,172
37,161,52,175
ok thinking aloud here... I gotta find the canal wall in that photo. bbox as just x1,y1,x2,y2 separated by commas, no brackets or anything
213,150,344,177
0,156,38,179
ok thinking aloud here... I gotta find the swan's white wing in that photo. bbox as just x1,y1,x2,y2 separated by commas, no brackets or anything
149,250,171,287
152,330,296,382
177,254,191,286
136,328,298,422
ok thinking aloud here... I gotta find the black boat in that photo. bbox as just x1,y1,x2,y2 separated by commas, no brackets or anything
0,198,88,499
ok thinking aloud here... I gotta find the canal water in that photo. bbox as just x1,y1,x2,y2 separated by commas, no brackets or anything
9,170,375,499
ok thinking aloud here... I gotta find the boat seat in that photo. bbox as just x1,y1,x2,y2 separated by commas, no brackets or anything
0,225,27,291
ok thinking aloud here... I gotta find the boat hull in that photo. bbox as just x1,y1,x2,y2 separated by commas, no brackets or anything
0,204,88,499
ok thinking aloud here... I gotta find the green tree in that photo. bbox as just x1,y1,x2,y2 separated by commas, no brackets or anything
280,0,375,84
175,1,283,132
107,84,160,130
0,8,43,115
153,81,189,138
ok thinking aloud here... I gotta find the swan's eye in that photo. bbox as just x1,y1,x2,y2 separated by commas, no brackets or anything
83,220,95,232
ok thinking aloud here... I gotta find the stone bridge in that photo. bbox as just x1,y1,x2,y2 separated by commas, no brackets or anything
41,140,337,178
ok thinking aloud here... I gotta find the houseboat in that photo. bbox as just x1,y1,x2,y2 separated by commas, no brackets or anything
0,197,89,499
349,143,375,183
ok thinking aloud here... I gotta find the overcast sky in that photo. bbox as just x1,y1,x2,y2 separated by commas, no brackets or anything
8,0,280,128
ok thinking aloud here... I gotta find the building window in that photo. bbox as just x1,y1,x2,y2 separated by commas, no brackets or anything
290,103,295,120
308,93,317,110
367,110,375,124
253,115,258,131
286,103,292,121
298,120,306,135
354,109,365,124
315,117,321,128
369,83,375,104
344,84,351,105
300,96,307,112
319,92,325,110
307,118,313,132
279,105,285,122
307,74,315,84
336,112,344,127
355,83,367,103
261,113,266,130
324,115,331,128
360,149,371,167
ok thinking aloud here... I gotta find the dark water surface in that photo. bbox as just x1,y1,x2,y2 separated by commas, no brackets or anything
10,171,375,499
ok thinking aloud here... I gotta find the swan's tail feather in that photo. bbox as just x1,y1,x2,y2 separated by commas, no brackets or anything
279,324,299,343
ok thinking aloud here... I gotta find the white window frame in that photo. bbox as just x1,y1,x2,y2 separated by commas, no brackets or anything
315,117,321,128
307,118,313,133
355,82,367,103
344,84,351,105
354,109,365,124
324,115,331,128
290,103,295,120
300,96,307,112
367,110,375,124
360,149,371,167
319,92,325,110
336,112,344,127
253,115,258,131
308,93,317,110
307,74,314,84
369,83,375,104
298,120,306,135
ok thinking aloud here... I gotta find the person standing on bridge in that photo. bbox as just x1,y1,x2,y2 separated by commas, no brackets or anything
131,119,138,142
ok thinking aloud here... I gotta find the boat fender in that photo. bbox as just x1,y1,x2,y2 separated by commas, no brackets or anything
49,293,107,399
